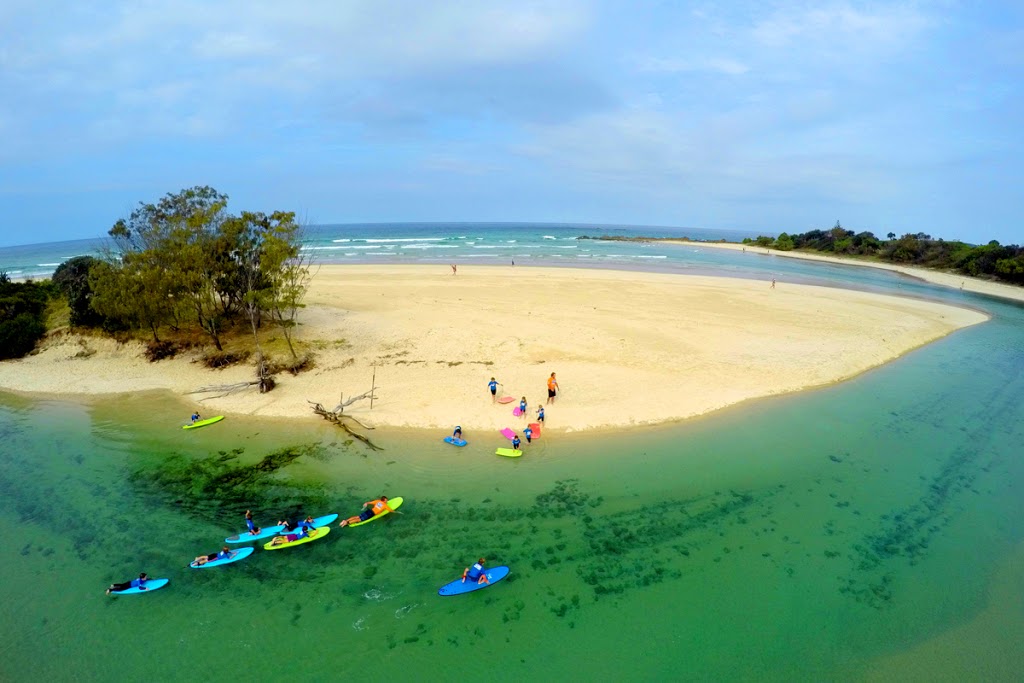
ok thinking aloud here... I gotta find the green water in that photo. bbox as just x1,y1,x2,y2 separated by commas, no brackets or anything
1,297,1023,682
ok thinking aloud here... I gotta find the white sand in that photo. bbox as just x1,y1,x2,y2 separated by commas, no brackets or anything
0,265,988,432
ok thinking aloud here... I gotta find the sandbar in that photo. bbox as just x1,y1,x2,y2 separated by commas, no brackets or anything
0,265,988,431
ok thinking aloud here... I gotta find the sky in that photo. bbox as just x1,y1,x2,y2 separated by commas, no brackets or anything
0,0,1021,247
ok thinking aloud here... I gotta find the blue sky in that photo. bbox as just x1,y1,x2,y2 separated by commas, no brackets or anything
1,1,1021,247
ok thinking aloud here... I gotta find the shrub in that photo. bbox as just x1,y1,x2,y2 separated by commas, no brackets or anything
0,313,47,360
145,340,179,362
202,350,251,369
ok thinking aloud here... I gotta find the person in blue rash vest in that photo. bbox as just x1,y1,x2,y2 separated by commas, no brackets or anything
107,573,149,594
462,558,490,585
488,378,499,402
453,426,463,440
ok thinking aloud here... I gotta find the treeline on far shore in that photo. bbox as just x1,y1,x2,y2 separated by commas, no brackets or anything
0,187,313,377
579,225,1024,286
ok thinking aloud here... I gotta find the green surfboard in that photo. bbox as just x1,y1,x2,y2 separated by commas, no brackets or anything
183,415,224,430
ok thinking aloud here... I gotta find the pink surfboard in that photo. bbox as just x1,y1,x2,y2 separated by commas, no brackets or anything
512,406,522,416
497,396,515,404
500,428,516,440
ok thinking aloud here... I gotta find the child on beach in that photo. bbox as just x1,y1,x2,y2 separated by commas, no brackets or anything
537,406,545,423
519,397,528,417
488,378,499,402
190,411,200,424
523,426,533,443
512,434,521,451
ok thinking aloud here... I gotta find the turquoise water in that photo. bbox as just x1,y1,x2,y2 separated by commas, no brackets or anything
1,231,1023,680
1,291,1023,680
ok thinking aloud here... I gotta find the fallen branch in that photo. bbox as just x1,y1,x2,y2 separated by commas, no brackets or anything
308,399,383,451
187,380,262,400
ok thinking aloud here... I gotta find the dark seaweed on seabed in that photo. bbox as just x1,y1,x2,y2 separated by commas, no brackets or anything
128,444,334,527
839,372,1020,609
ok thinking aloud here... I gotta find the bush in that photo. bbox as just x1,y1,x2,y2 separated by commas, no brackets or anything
202,350,251,369
0,313,47,360
145,340,180,362
265,354,315,376
52,256,103,327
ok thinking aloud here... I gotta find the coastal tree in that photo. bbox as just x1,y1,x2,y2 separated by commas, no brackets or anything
774,233,794,251
0,278,52,359
52,256,103,327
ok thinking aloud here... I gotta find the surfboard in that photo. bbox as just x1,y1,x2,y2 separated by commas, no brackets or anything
512,406,522,416
109,578,170,595
183,415,224,430
190,546,254,569
344,497,404,528
438,566,510,596
444,436,467,447
500,428,516,440
263,525,331,550
497,396,515,404
528,422,541,438
495,448,522,458
225,513,337,544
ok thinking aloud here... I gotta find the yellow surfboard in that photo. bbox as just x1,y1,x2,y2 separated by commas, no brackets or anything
263,525,331,550
495,448,522,458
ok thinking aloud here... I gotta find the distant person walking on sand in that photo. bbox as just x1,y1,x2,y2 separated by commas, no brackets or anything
537,405,545,423
488,377,500,402
770,278,776,289
546,372,559,404
451,264,457,275
524,425,533,443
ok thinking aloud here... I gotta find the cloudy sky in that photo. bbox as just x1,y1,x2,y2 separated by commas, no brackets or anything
1,1,1021,246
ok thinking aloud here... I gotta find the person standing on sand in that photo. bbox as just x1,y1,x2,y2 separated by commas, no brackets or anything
519,396,528,417
488,377,500,402
537,405,545,423
523,425,533,444
451,264,457,275
546,372,559,404
770,278,776,289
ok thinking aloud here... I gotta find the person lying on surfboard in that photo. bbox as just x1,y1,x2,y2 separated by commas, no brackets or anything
192,547,232,566
339,496,392,527
269,527,309,546
106,573,149,595
462,559,490,585
453,425,463,439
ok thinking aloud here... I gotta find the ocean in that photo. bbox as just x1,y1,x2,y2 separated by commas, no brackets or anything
1,224,1023,681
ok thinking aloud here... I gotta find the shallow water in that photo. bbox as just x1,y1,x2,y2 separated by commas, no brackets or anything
1,289,1023,681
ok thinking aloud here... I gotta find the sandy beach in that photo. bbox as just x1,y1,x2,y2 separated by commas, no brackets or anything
667,240,1024,303
0,265,988,431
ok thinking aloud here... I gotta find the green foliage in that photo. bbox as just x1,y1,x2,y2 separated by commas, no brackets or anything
89,187,311,354
774,233,795,251
52,256,103,327
0,279,52,359
785,223,1023,286
754,235,774,247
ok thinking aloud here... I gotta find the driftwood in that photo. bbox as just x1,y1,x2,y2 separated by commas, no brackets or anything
309,389,382,450
187,380,262,400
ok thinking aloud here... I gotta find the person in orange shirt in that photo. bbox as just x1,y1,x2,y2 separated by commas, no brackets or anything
546,372,559,404
339,496,393,527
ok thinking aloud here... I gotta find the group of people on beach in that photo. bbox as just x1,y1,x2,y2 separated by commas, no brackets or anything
483,372,559,451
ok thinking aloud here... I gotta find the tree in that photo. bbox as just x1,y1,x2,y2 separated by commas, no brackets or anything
0,279,51,359
754,235,774,247
886,232,896,240
775,232,795,251
52,256,103,327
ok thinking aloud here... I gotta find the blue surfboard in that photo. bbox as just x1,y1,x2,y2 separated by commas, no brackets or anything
438,566,510,596
190,546,254,569
444,436,467,447
226,513,338,543
109,578,170,595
